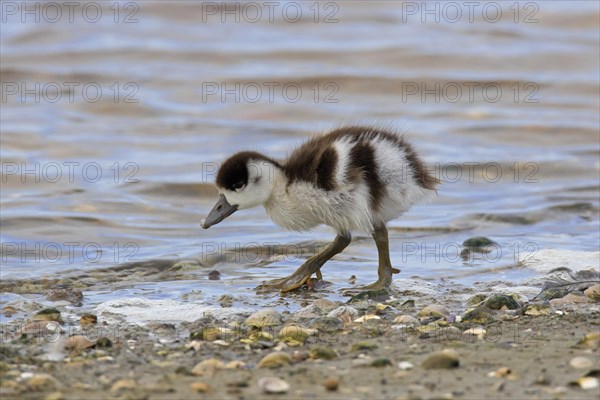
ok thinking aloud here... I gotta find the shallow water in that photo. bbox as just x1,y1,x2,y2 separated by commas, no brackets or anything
1,1,599,322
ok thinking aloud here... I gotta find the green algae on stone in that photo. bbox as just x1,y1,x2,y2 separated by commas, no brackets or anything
32,308,63,324
461,305,495,324
309,346,338,360
484,294,521,310
347,289,390,304
466,294,488,307
462,237,495,248
351,341,378,352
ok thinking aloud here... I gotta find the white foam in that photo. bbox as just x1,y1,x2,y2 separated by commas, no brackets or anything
520,249,600,273
95,298,255,324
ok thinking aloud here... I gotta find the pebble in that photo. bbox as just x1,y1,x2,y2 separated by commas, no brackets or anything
569,356,593,369
191,358,225,376
484,294,521,310
421,349,459,369
245,309,282,328
463,327,486,340
354,314,380,323
398,361,414,370
393,315,419,324
327,305,359,323
79,314,97,326
208,270,221,280
219,294,234,307
351,341,378,352
571,377,599,390
461,305,495,323
323,377,339,391
309,346,338,360
190,382,212,393
584,284,600,301
1,305,19,316
463,236,495,248
46,288,83,306
418,304,449,319
65,335,96,350
278,324,316,345
27,374,61,391
550,293,591,306
524,303,552,316
575,332,600,349
110,379,136,393
31,308,63,323
257,351,292,368
258,377,290,394
488,367,512,378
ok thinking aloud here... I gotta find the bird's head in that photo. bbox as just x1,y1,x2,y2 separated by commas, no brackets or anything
202,151,279,229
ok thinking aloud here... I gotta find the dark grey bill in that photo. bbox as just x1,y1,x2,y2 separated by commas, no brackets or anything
201,194,238,229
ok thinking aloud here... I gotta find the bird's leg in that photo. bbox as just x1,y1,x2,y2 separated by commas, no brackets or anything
344,224,396,293
258,232,351,293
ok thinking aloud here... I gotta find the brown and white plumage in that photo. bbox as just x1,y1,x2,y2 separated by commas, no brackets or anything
202,126,438,292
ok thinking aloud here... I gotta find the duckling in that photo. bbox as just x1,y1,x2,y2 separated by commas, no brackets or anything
201,126,439,292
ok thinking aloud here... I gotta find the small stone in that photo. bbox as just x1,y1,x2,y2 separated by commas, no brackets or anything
463,327,486,340
309,346,338,360
463,236,495,248
96,337,112,348
466,294,488,307
371,358,392,367
327,306,359,324
394,315,419,324
323,377,339,391
110,379,136,393
258,377,290,394
550,292,591,306
1,305,19,316
32,308,63,323
191,358,225,376
347,289,390,303
487,367,512,378
422,349,459,369
462,305,495,323
79,314,97,326
278,324,316,345
354,314,380,323
484,294,521,310
27,374,61,391
584,284,600,301
257,351,292,368
351,341,378,352
190,382,212,393
574,332,600,349
570,377,599,390
225,360,246,369
524,303,552,316
292,350,309,362
46,288,83,306
65,335,96,350
418,304,449,319
245,309,282,328
398,361,414,370
219,294,234,307
208,270,221,280
570,356,593,369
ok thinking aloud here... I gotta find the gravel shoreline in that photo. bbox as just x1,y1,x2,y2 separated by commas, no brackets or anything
1,287,599,400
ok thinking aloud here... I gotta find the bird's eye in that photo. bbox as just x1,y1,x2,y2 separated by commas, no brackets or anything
232,182,245,191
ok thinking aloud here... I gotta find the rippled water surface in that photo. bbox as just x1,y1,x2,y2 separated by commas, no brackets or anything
1,1,599,321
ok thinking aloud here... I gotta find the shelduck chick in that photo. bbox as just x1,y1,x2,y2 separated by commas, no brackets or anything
201,126,439,292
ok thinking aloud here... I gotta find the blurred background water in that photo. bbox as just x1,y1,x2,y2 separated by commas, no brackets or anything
1,1,599,320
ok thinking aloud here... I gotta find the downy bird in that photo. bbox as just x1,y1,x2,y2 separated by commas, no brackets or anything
201,126,439,292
